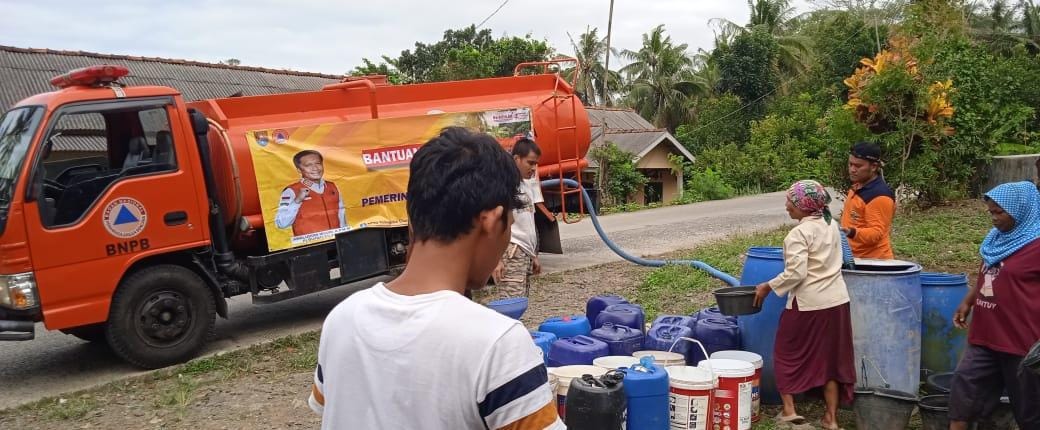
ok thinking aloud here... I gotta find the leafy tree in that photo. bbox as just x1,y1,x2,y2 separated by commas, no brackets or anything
675,94,750,153
712,0,815,85
349,58,404,84
387,25,551,83
715,26,780,118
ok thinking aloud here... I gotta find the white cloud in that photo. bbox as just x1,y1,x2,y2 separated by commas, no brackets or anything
0,0,813,75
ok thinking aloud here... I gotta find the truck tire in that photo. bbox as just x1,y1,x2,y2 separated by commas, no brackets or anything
106,264,216,369
61,323,107,343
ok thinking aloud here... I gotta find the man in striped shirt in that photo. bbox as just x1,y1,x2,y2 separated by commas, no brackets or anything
308,127,564,430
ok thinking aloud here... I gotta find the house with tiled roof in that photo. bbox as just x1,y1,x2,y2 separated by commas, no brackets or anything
585,107,695,205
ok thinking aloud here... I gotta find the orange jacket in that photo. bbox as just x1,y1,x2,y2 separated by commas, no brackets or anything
840,176,896,259
287,181,343,236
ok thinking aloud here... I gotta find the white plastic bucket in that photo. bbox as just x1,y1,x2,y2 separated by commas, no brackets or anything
550,365,607,420
593,355,640,369
699,358,755,430
633,350,686,367
710,350,763,422
665,365,717,430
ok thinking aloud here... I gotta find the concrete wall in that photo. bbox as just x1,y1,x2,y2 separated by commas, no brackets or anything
636,143,676,169
983,154,1039,192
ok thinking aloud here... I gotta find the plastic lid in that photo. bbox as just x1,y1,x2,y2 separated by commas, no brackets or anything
633,350,686,363
698,358,755,377
665,366,716,390
550,365,607,379
593,356,640,369
710,350,763,368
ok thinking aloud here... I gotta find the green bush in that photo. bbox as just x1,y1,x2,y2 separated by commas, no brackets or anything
681,168,737,203
590,142,647,206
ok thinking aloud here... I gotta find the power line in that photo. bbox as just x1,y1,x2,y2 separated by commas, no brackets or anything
476,0,511,29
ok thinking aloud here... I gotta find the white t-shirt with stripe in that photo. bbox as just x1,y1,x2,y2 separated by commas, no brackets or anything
309,282,564,430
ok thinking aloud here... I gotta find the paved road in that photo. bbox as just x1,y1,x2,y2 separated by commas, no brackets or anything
0,191,835,410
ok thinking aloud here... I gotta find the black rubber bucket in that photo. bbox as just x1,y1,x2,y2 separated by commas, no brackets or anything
712,286,760,316
926,372,954,394
919,395,950,430
853,387,918,430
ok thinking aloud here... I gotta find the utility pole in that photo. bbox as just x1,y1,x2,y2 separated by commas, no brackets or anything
603,0,615,106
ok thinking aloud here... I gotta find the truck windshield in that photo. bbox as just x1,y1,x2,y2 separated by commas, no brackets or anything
0,106,43,232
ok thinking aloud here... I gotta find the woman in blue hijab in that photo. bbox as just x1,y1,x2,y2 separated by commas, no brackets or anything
948,181,1040,429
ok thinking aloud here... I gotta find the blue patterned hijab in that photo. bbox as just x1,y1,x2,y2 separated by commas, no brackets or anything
980,181,1040,266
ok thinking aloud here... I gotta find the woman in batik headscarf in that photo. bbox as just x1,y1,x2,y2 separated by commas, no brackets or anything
754,180,854,430
949,181,1040,429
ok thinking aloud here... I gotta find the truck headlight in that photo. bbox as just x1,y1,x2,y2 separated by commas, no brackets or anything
0,273,38,310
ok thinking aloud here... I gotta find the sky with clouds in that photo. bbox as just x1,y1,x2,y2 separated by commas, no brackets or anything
1,0,816,76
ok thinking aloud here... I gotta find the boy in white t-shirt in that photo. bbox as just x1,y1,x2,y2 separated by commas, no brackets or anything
489,138,554,299
308,127,564,430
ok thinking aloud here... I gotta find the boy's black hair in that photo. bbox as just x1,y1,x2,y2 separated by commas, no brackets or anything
407,127,522,243
293,150,323,168
511,137,541,157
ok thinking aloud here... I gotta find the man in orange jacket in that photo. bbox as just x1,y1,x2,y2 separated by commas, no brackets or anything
840,141,896,259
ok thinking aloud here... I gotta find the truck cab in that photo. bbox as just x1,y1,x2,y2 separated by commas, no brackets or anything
0,66,221,366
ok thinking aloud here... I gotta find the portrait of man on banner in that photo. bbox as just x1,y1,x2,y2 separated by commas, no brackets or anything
274,149,347,237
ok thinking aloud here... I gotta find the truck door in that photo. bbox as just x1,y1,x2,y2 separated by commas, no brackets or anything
22,97,207,329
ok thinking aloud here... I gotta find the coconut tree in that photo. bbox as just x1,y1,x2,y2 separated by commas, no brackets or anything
710,0,815,84
619,25,708,131
563,27,623,106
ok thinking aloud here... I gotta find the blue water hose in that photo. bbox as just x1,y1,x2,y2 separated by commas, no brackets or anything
541,178,741,286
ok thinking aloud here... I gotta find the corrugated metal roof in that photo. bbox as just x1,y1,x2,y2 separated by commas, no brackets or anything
586,107,656,130
0,45,343,112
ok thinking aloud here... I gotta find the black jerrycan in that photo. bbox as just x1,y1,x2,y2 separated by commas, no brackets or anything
564,369,627,430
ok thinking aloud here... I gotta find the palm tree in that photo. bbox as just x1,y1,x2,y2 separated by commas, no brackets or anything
710,0,814,86
965,0,1040,55
619,25,708,131
1020,0,1040,52
563,27,623,106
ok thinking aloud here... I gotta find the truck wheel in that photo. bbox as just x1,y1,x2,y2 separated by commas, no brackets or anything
61,323,107,343
106,265,216,369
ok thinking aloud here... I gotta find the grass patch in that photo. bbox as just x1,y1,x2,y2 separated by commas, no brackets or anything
155,374,198,409
637,228,789,319
891,201,990,274
39,396,98,421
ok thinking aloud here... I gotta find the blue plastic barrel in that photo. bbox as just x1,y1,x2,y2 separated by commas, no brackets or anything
590,323,645,357
844,259,923,394
531,331,558,365
547,335,610,367
595,304,646,332
691,306,737,325
587,295,629,328
694,318,741,363
650,315,697,332
736,246,786,405
643,324,695,364
921,272,970,373
539,315,592,339
621,357,670,430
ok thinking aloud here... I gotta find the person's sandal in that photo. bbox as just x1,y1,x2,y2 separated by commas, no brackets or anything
774,412,807,424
